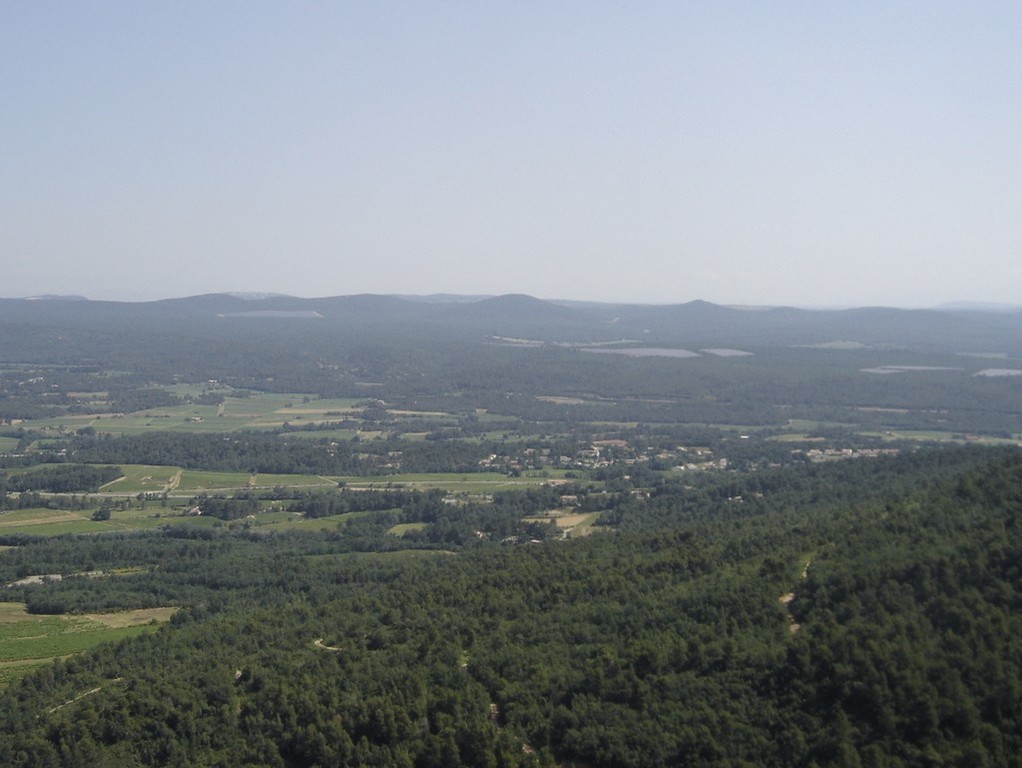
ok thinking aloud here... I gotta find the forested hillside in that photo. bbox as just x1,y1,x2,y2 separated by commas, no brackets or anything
1,447,1019,766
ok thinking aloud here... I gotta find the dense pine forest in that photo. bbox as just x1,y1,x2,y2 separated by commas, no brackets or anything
0,447,1019,766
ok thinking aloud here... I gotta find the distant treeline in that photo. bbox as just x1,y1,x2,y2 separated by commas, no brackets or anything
1,464,121,494
60,432,538,476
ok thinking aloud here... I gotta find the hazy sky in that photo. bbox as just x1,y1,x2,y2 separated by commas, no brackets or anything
3,2,1021,307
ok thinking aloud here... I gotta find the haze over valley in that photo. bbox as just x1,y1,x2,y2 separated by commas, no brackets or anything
4,3,1022,765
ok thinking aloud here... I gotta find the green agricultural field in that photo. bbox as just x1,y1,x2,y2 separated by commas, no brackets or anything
173,469,334,492
0,603,174,688
249,473,335,489
253,510,387,532
332,471,571,493
279,397,363,414
174,508,395,533
767,433,822,443
20,392,369,436
100,465,332,495
0,509,106,536
217,394,363,430
784,418,860,432
99,464,181,494
0,437,20,453
98,406,223,435
387,522,429,536
279,429,363,442
102,507,222,532
137,516,222,532
0,507,219,536
175,469,257,491
862,430,1019,444
473,409,517,422
30,407,221,437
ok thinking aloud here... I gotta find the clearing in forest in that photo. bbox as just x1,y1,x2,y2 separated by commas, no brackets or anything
0,603,175,688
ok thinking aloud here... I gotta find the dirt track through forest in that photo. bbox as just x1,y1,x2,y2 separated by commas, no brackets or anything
779,559,812,633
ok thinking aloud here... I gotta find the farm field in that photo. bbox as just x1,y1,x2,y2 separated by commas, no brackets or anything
523,510,603,538
249,510,392,532
331,471,573,493
248,472,336,489
0,504,407,536
173,469,270,492
99,464,180,494
0,507,219,536
32,406,221,436
0,603,174,688
387,522,429,536
0,509,116,537
110,508,222,531
174,469,336,493
279,429,364,441
96,465,337,496
862,430,1022,444
25,393,368,436
217,395,363,429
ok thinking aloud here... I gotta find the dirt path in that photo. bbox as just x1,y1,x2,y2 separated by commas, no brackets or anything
312,638,341,652
46,678,123,714
99,475,126,490
165,470,182,492
779,558,812,634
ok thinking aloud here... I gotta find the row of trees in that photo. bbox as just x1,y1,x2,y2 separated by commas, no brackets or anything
2,464,121,494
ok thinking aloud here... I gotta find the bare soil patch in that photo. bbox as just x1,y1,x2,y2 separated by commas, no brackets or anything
84,607,178,628
550,513,592,529
0,512,82,528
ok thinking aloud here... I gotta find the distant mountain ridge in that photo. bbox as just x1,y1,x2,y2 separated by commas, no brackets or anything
1,292,1021,354
21,294,90,302
935,301,1022,313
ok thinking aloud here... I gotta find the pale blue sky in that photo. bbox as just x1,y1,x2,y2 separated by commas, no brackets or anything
3,2,1021,306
